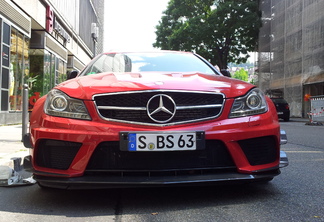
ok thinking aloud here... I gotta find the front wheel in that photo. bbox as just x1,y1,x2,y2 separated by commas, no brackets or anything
257,177,274,183
37,181,68,189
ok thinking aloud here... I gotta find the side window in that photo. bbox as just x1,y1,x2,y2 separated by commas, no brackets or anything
102,54,131,72
87,56,106,75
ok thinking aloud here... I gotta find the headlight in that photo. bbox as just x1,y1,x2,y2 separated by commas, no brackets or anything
44,89,91,120
229,88,268,118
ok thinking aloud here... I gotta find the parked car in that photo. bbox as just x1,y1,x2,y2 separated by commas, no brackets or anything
23,51,288,189
271,98,290,121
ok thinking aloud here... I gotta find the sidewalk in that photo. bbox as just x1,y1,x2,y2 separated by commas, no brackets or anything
290,117,309,122
0,124,30,166
290,117,324,125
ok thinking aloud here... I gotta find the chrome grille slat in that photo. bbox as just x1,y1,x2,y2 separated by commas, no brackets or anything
93,90,224,126
177,104,223,109
97,106,146,110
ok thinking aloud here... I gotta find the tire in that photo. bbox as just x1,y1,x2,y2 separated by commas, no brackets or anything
257,177,274,184
37,182,50,189
37,181,68,189
283,116,290,122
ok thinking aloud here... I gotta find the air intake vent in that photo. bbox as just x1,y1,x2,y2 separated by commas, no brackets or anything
36,139,82,170
238,136,278,166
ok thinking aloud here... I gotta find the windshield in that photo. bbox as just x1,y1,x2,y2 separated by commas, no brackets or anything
80,52,218,76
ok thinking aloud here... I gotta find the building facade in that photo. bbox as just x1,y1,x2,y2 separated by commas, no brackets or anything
0,0,104,125
258,0,324,117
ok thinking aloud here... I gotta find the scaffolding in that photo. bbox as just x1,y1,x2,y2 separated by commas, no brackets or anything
258,0,324,117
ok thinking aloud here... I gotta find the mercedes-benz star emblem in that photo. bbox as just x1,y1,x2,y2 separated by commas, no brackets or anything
146,94,176,123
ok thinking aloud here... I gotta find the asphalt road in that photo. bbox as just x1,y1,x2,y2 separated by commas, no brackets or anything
0,120,323,222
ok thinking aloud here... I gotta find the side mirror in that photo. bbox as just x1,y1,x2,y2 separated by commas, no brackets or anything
220,69,231,77
67,70,79,80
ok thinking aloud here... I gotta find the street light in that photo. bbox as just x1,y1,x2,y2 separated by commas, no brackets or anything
91,23,99,56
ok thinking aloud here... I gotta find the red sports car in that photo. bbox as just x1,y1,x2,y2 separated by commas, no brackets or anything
23,51,288,189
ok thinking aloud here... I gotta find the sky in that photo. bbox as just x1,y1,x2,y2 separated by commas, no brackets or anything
104,0,170,51
103,0,257,64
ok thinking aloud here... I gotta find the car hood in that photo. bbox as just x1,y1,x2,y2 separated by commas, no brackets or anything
55,72,254,100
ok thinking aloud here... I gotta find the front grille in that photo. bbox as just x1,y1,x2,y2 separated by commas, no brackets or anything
86,140,235,174
35,139,82,170
93,90,224,126
238,136,278,166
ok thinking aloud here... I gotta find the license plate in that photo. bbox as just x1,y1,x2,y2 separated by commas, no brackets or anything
277,112,283,115
120,131,205,151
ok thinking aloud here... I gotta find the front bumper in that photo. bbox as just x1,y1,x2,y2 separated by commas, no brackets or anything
23,151,288,189
23,112,289,189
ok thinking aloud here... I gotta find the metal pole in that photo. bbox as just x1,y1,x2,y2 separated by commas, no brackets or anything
22,84,29,142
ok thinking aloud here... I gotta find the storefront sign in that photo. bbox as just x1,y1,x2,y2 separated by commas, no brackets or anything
2,46,9,67
46,6,54,33
54,18,70,43
45,5,70,43
29,92,40,111
2,51,8,61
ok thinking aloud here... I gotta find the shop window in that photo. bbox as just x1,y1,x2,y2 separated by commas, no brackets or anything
29,49,66,110
44,50,54,94
9,27,30,111
29,49,45,110
56,57,67,84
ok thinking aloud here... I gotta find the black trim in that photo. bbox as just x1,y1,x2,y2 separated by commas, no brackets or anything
34,169,281,189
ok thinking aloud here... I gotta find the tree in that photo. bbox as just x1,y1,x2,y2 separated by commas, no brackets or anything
232,68,249,82
153,0,261,70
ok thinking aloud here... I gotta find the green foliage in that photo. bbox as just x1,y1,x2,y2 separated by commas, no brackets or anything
154,0,261,69
232,68,249,82
229,62,254,69
29,55,44,97
249,76,256,85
